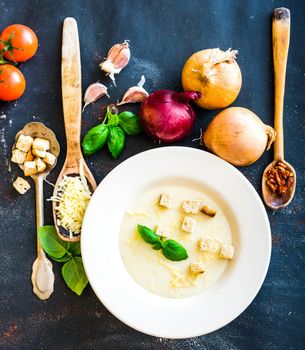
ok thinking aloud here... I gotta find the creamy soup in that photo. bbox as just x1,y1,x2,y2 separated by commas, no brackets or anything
119,183,235,298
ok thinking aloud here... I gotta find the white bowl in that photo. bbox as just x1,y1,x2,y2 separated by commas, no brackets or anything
81,147,271,338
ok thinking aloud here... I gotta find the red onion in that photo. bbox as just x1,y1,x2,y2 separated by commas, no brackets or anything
139,90,201,143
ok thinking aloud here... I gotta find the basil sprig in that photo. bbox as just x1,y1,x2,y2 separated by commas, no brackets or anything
82,107,141,159
137,224,188,261
38,226,88,296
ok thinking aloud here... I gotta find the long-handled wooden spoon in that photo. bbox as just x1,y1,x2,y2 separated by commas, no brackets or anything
14,122,60,299
262,8,296,209
53,17,96,242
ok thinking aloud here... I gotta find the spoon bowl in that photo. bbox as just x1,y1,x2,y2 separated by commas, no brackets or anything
262,159,296,209
53,159,96,242
13,121,60,300
14,121,60,174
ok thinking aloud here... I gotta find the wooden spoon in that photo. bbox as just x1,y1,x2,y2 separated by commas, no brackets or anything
13,122,60,299
52,17,96,242
262,8,296,209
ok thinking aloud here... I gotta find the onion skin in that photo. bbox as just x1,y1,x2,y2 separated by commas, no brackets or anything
182,48,242,110
139,90,201,143
203,107,276,166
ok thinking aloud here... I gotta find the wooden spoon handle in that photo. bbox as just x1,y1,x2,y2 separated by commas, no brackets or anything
33,175,44,254
272,8,290,161
31,174,55,300
62,17,82,167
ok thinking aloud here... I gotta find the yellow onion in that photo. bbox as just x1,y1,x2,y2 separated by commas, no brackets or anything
182,48,242,109
203,107,276,166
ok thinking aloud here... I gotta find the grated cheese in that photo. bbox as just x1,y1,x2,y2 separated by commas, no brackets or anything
50,174,91,236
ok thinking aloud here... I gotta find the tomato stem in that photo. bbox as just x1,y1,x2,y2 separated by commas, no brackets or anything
0,32,21,64
0,52,13,65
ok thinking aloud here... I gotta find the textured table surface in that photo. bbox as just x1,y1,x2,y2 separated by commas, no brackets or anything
0,0,304,349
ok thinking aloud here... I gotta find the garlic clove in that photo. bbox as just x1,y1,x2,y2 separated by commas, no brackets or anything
99,41,130,86
117,75,149,105
83,82,109,112
117,87,148,105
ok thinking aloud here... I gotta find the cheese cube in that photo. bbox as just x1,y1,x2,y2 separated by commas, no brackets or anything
35,157,47,173
32,137,50,151
159,193,173,208
43,152,56,166
190,261,206,274
220,244,235,260
198,237,217,252
11,149,27,164
32,148,46,158
13,177,31,194
16,134,33,152
24,161,38,176
25,149,35,162
182,199,202,214
181,216,196,234
155,225,171,238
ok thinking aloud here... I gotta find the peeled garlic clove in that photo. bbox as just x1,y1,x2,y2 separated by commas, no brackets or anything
83,83,109,111
117,75,149,105
99,41,130,86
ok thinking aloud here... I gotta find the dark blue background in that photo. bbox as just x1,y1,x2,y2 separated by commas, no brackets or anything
0,0,304,349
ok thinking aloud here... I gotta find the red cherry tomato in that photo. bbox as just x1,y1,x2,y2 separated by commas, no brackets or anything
0,64,26,101
0,24,38,62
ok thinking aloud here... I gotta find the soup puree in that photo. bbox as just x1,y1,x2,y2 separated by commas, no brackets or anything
119,183,235,298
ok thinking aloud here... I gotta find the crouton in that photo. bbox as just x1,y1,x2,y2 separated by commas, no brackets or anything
24,161,38,176
13,177,31,194
181,216,196,234
198,237,217,252
43,151,56,166
182,199,202,214
35,157,47,173
201,205,217,217
32,148,46,158
16,134,33,152
25,149,35,162
32,137,50,151
11,149,27,164
220,244,235,260
159,193,173,208
190,261,206,274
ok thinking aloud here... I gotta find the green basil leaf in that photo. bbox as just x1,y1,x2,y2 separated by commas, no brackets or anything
82,124,109,156
137,224,160,244
38,226,71,261
62,257,88,296
152,241,163,250
118,111,142,135
162,239,188,261
51,252,72,263
107,126,125,159
108,113,120,126
66,242,81,256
